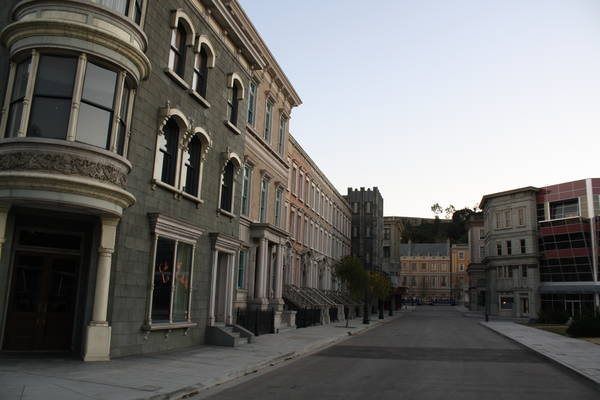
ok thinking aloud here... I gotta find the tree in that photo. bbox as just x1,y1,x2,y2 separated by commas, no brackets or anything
334,256,368,301
431,203,443,217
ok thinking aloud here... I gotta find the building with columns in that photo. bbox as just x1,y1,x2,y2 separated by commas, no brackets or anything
283,134,352,294
0,0,310,361
231,0,302,332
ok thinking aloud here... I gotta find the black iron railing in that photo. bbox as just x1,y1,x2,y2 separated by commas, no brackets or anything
296,308,321,328
236,308,274,336
329,307,338,322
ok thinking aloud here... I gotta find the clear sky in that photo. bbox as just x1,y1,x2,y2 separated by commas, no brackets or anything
239,0,600,218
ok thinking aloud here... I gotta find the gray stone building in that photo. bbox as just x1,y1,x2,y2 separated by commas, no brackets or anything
479,187,541,318
0,0,286,361
466,213,486,311
345,187,384,271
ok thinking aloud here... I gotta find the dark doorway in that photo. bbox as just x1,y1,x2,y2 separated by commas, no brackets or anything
4,252,80,351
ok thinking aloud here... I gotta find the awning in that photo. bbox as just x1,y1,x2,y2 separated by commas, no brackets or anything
539,283,600,294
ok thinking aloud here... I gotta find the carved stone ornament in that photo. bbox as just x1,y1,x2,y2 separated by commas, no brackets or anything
0,151,128,188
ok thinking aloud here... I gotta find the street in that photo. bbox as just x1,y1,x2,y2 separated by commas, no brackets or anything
200,307,599,400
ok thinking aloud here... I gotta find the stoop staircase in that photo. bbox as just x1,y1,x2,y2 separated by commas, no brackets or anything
206,324,253,347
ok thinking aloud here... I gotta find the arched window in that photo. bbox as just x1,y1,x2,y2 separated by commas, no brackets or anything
169,24,187,78
159,118,180,186
220,160,235,212
226,74,244,128
193,47,208,97
182,135,201,196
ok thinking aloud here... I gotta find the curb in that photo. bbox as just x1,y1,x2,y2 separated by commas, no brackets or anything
479,321,600,389
155,315,402,400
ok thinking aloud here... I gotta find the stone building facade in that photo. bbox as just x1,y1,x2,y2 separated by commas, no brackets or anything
346,187,384,271
231,0,302,333
399,243,451,301
285,134,351,292
466,213,486,311
0,0,326,361
479,187,541,317
450,244,469,303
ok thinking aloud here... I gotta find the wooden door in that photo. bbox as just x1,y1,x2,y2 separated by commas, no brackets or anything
4,252,79,351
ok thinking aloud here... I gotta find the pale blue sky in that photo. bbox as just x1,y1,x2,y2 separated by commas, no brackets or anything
239,0,600,217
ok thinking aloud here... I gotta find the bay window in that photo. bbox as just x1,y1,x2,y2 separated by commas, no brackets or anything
1,51,134,156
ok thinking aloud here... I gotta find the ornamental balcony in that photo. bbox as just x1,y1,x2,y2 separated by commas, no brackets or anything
1,0,150,82
0,138,135,216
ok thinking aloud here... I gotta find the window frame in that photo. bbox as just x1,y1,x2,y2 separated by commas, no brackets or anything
145,214,203,331
264,99,273,142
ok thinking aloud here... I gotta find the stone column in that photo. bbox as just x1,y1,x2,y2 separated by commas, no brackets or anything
207,249,219,326
0,204,11,263
270,244,284,312
84,216,119,362
253,238,268,308
225,253,235,325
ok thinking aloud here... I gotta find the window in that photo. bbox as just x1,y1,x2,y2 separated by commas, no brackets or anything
5,57,31,138
550,199,579,219
181,136,201,196
496,242,502,256
151,237,193,323
365,201,372,214
247,81,257,125
227,81,241,125
290,210,296,238
500,297,513,310
458,251,464,259
29,55,77,140
169,24,187,78
479,246,485,258
237,250,247,289
158,119,180,186
384,228,390,240
352,202,358,213
4,52,134,155
259,176,268,222
264,100,273,142
411,263,416,271
352,226,358,237
522,265,528,278
520,239,526,254
77,62,119,148
275,188,283,227
193,47,209,97
505,210,512,228
97,0,144,24
291,167,297,195
459,263,464,272
219,158,240,213
441,276,447,287
296,214,302,241
278,114,286,154
241,164,251,216
479,229,485,239
518,208,525,226
421,263,427,271
366,226,371,237
298,172,304,201
383,246,390,258
506,240,512,255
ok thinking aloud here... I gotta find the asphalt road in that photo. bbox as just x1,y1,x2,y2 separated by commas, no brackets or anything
200,307,599,400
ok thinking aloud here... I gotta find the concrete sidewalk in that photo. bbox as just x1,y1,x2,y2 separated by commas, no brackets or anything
0,313,407,400
481,321,600,387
